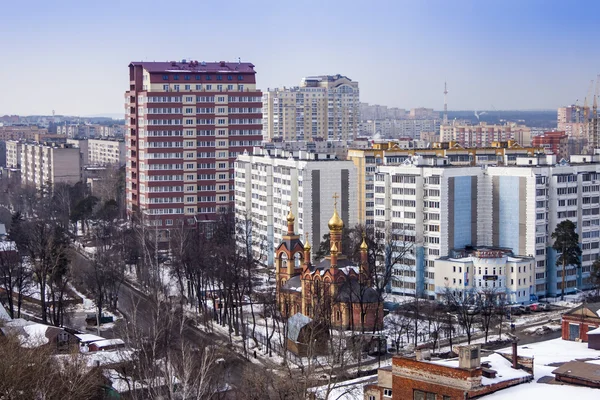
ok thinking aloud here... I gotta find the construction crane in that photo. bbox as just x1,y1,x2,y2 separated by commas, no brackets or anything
584,79,594,111
594,74,599,118
443,82,448,124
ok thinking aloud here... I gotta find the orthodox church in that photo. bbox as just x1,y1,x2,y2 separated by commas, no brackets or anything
275,198,383,331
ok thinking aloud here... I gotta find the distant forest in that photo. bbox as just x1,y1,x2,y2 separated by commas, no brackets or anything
446,110,557,129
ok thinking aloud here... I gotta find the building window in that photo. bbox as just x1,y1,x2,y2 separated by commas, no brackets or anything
184,75,190,81
217,75,222,81
206,75,212,80
384,388,392,397
238,75,243,80
413,390,435,400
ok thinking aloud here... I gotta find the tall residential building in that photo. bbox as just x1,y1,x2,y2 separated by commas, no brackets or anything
558,105,590,124
68,138,126,166
126,60,262,233
20,143,81,189
440,122,532,147
347,141,544,227
360,119,440,139
372,154,600,301
234,147,358,266
262,74,359,142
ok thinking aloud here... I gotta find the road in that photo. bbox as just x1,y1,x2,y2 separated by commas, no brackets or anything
69,248,256,389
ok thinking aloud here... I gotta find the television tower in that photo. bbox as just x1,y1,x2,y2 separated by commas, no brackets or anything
443,82,448,124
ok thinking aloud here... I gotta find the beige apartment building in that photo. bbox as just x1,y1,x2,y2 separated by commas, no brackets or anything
20,143,81,189
6,141,22,168
262,74,359,142
440,122,532,147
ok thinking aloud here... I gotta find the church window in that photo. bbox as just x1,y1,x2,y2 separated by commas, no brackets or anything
295,252,302,267
336,311,341,321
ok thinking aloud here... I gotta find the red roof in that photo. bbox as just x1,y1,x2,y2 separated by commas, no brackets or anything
129,61,256,74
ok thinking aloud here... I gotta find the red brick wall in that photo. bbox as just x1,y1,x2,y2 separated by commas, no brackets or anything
562,316,600,342
393,376,466,400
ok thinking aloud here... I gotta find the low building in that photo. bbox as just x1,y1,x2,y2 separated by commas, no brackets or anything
588,327,600,350
552,361,600,388
364,345,534,400
433,247,536,304
532,131,568,160
561,302,600,342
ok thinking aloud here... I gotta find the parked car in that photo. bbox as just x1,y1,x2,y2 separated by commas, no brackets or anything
537,302,551,311
508,305,522,316
518,305,531,314
530,303,540,312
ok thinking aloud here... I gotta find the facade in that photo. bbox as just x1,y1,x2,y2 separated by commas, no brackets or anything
275,203,383,331
433,247,535,304
561,302,600,342
234,147,358,266
88,139,126,166
5,140,21,168
440,122,532,147
532,131,568,159
126,60,262,233
360,119,440,140
262,74,359,142
365,345,533,400
0,126,48,141
347,141,544,227
371,154,600,300
558,105,590,124
20,143,81,189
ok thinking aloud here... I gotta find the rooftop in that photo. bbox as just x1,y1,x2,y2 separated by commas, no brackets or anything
130,60,256,74
552,361,600,384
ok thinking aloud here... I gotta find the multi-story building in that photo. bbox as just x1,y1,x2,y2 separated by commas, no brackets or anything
0,126,49,141
372,153,600,300
347,141,544,226
558,105,589,124
532,131,568,159
360,119,440,139
262,74,359,142
440,122,532,147
235,147,358,266
126,60,262,233
6,140,22,168
68,138,126,166
409,108,439,119
19,143,81,189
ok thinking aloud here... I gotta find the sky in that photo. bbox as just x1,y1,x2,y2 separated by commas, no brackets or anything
1,0,599,116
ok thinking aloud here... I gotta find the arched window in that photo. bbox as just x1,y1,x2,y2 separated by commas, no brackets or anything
294,252,302,267
336,310,341,321
280,253,288,269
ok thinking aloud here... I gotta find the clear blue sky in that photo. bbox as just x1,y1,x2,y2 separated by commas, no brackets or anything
1,0,599,116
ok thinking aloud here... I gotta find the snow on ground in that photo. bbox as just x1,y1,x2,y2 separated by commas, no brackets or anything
484,338,600,399
312,374,377,400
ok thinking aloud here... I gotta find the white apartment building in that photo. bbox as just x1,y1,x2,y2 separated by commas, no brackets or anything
373,154,600,301
6,140,21,168
67,138,125,166
235,147,358,266
20,143,81,189
262,74,360,142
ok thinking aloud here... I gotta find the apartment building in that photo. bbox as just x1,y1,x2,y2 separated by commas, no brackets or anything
19,143,81,189
532,131,568,159
6,140,21,168
126,60,263,232
0,126,48,141
360,118,440,139
440,122,532,147
262,74,359,142
347,141,544,226
68,138,125,166
235,147,358,266
372,154,600,300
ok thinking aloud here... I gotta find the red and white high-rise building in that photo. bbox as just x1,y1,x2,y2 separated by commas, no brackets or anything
126,60,262,236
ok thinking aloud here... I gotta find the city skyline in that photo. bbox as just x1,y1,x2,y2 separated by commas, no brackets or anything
1,0,600,115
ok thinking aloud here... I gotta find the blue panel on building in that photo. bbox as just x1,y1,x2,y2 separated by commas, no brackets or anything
498,176,520,253
454,176,472,249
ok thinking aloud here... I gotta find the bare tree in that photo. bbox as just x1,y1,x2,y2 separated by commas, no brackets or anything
442,288,479,344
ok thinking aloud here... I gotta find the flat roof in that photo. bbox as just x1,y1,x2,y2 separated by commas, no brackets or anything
552,361,600,383
130,61,255,74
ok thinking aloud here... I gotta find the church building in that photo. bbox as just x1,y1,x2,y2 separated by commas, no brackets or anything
275,198,383,331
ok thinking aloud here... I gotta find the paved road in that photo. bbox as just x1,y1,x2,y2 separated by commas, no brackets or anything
69,248,255,389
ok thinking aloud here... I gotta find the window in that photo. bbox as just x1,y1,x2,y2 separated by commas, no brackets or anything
238,75,244,80
173,75,179,80
184,75,190,80
206,75,212,80
384,388,392,397
162,75,168,80
185,85,191,90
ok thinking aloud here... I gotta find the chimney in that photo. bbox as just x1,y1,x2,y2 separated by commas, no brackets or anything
458,345,481,369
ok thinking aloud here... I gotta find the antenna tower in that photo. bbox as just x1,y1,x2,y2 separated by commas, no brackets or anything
443,82,448,124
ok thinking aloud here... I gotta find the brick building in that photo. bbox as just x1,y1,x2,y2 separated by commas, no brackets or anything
365,345,533,400
532,131,568,159
561,302,600,342
125,60,262,235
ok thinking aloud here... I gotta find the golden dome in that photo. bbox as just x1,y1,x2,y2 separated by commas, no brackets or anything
304,233,311,251
286,209,295,224
360,234,368,251
328,208,344,231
